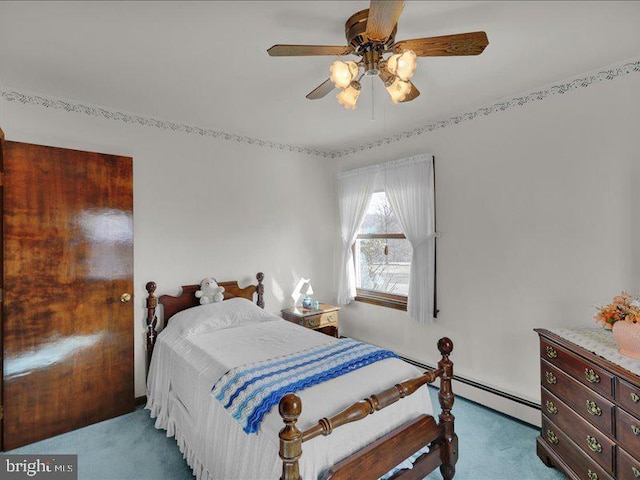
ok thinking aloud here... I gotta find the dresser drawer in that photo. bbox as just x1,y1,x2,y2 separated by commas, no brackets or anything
318,311,338,326
542,417,615,480
541,339,614,399
541,388,614,439
617,447,640,480
303,314,322,328
617,408,640,455
303,312,338,329
539,395,614,475
541,360,615,435
618,378,640,418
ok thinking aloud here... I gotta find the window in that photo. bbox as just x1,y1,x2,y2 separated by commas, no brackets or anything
337,155,437,322
353,191,412,310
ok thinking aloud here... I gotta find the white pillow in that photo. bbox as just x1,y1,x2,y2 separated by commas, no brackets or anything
165,297,277,337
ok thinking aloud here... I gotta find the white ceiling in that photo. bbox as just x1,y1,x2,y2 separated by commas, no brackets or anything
1,1,639,154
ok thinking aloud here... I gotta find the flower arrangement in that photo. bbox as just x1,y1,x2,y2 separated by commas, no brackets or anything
594,292,640,329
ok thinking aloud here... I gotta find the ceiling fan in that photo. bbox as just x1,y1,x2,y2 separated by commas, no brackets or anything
267,0,489,109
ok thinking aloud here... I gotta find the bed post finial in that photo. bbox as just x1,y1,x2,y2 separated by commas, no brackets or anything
437,337,453,357
256,272,265,309
437,337,457,480
145,281,158,375
279,393,302,480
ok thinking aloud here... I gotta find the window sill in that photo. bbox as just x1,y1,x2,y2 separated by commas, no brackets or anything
354,293,407,312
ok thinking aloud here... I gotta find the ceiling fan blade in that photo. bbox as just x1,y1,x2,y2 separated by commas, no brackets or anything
306,79,335,100
394,31,489,56
366,1,405,41
399,82,420,102
267,44,354,57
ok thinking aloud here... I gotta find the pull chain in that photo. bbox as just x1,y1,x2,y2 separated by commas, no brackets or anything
370,75,375,122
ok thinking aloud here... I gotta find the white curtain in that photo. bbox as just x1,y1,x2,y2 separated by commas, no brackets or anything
336,168,378,305
384,154,436,325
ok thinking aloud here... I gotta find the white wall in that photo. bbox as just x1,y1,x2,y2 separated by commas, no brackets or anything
333,72,640,425
3,64,639,424
1,99,337,397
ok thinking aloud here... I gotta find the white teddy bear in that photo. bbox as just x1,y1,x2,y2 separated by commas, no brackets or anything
195,277,225,305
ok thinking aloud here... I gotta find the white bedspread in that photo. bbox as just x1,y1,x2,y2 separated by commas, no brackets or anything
146,299,432,480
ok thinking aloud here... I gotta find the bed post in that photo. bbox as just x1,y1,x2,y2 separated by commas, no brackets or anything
256,272,265,309
145,281,158,374
437,337,457,480
279,393,302,480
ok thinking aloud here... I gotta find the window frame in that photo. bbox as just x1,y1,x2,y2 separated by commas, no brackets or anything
352,216,410,311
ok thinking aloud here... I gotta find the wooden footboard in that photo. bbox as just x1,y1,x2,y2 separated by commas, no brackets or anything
279,337,457,480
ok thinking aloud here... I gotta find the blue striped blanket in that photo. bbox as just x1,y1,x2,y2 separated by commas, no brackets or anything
211,338,398,433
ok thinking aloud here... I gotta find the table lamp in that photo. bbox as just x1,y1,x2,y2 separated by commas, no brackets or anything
300,281,314,309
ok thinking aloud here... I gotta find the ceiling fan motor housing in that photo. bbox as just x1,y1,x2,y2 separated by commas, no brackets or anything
346,9,396,75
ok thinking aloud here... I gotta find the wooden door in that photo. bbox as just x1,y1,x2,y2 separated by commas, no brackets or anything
2,141,134,450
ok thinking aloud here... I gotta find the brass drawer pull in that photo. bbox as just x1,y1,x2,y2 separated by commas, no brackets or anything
586,435,603,453
632,392,640,403
632,466,640,478
307,318,318,327
327,314,335,322
586,400,602,416
546,346,558,359
585,369,601,384
588,470,598,480
546,371,557,385
545,401,558,415
547,429,559,445
632,424,640,436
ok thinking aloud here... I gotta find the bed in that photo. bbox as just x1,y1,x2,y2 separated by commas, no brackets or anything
145,273,457,480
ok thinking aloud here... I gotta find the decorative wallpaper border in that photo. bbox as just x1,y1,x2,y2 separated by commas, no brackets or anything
1,57,639,159
331,59,640,158
0,90,332,158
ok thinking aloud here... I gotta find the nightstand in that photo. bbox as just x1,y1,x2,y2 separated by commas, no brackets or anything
281,304,340,338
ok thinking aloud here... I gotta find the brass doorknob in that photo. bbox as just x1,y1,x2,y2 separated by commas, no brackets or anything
120,293,132,303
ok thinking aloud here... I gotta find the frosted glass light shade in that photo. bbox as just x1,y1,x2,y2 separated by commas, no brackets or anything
386,77,411,103
330,61,359,89
337,81,361,110
387,50,417,81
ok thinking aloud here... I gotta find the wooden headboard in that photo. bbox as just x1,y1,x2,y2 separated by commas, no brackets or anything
144,272,264,371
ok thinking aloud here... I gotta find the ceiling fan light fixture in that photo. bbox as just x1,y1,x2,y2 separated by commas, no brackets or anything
387,50,417,81
337,80,361,110
267,2,489,109
329,60,359,89
386,77,411,104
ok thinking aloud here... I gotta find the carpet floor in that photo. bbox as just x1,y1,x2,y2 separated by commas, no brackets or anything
8,389,566,480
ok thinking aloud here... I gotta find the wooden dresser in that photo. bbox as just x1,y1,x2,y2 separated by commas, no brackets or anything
536,328,640,480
